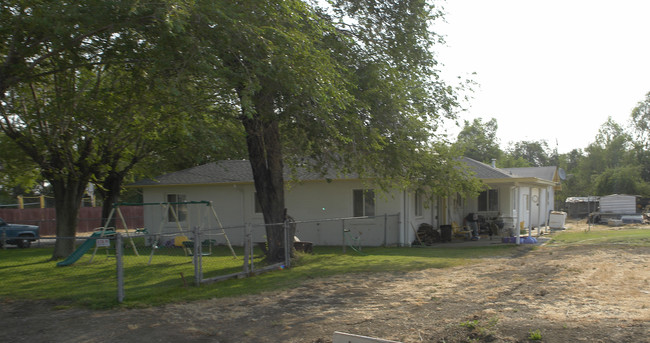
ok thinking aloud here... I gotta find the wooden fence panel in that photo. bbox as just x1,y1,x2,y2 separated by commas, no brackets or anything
0,207,143,236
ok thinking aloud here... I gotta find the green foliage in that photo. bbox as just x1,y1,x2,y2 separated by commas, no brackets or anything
507,140,552,167
593,166,650,196
631,92,650,182
0,135,41,194
454,118,502,163
460,319,480,329
528,329,542,340
459,317,500,340
0,1,245,241
200,0,471,192
554,114,650,198
314,1,470,194
631,92,650,141
497,154,532,168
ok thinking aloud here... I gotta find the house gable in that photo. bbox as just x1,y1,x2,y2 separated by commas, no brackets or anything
460,157,514,180
502,166,561,190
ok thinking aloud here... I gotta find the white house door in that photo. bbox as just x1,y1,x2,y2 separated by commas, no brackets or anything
519,188,530,229
530,188,540,228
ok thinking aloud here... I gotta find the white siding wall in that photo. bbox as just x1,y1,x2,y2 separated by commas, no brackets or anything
141,180,415,246
141,184,257,245
600,195,636,214
285,180,403,246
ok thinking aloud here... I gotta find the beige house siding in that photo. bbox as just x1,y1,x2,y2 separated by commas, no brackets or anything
140,179,434,246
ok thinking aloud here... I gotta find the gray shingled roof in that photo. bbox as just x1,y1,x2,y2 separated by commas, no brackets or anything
501,166,557,182
131,160,252,186
131,160,347,187
132,157,558,187
460,157,515,179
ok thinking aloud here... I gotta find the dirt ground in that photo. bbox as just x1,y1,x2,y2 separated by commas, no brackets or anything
2,222,649,343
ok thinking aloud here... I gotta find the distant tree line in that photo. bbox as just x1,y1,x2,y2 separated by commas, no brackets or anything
453,92,650,203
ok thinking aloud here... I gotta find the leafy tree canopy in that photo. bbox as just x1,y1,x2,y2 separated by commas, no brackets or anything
453,117,502,164
0,0,227,258
0,134,40,196
593,166,650,196
187,0,479,194
172,0,483,259
506,140,552,167
631,92,650,182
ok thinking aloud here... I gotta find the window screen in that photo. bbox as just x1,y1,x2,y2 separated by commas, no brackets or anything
353,189,375,217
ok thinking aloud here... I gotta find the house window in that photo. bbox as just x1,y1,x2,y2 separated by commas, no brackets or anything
167,194,187,222
353,189,375,217
478,189,498,212
415,191,423,217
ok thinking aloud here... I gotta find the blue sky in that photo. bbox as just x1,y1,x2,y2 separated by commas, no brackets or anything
436,0,650,153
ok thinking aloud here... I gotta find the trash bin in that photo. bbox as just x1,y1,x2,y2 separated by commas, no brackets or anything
548,211,567,230
440,225,452,242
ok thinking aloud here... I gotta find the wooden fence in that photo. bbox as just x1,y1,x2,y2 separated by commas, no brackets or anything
0,207,144,236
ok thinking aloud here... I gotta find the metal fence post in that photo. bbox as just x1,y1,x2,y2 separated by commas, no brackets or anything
193,226,201,285
382,214,387,246
116,233,124,303
284,220,290,268
341,218,346,254
249,225,255,272
243,223,250,275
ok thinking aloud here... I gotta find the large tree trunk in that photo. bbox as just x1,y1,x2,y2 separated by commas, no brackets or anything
240,88,289,262
98,171,123,228
50,177,88,260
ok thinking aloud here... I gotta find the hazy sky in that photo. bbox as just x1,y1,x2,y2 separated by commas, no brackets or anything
436,0,650,154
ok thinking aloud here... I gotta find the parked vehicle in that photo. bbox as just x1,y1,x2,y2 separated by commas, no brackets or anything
0,218,39,248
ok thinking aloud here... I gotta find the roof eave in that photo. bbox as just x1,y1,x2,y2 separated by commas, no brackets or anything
127,177,363,189
482,177,558,187
126,181,254,188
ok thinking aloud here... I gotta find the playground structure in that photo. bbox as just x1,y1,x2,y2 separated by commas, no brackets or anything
57,200,235,266
56,230,115,267
343,228,365,255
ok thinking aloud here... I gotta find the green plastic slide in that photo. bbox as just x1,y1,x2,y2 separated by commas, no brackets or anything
56,231,114,267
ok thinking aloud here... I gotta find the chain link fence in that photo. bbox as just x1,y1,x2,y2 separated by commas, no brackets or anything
113,222,293,302
35,213,400,303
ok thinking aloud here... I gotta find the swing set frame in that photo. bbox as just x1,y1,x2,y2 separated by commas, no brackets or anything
91,200,236,264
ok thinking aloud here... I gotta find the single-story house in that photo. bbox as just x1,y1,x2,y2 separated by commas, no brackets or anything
454,158,562,235
130,157,561,246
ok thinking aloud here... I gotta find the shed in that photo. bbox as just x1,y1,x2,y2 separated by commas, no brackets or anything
599,194,638,214
564,196,599,219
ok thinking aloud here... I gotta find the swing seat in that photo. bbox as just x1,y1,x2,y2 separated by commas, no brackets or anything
182,239,216,256
174,235,189,247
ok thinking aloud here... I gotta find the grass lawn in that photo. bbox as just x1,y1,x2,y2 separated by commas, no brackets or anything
5,226,647,310
0,242,518,309
549,225,650,246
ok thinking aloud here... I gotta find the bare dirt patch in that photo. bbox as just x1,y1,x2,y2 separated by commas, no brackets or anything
2,223,649,343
